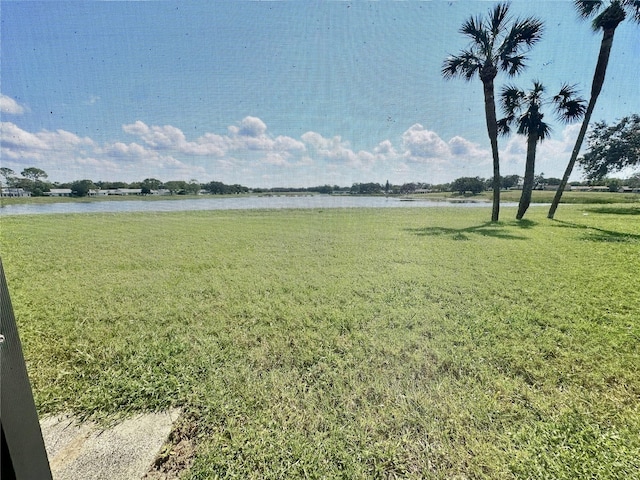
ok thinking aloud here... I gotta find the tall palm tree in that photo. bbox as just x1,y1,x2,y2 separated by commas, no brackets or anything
442,3,543,222
498,82,586,219
548,0,640,219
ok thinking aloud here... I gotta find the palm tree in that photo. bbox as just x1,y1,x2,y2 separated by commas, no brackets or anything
442,3,543,222
498,82,586,219
548,0,640,219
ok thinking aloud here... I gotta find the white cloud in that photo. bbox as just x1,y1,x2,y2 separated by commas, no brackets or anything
0,121,203,182
39,129,95,150
402,124,450,161
0,95,25,115
273,135,305,152
193,133,228,156
123,117,304,158
123,122,187,149
448,136,486,157
6,114,586,186
233,116,267,137
105,142,148,159
281,125,492,185
122,120,149,137
561,123,582,148
300,131,331,150
374,139,396,156
301,132,360,165
1,122,49,151
0,123,95,165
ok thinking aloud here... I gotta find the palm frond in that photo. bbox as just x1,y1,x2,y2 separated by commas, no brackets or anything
500,54,528,76
592,0,627,30
515,108,547,139
503,17,545,54
574,0,605,18
536,120,553,141
499,85,525,115
442,51,482,81
461,15,490,47
489,3,512,37
553,83,581,103
623,0,640,23
529,81,546,107
557,100,587,122
497,17,543,76
496,79,585,145
552,83,587,122
497,117,513,137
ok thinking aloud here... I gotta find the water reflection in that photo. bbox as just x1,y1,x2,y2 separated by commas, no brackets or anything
1,195,518,216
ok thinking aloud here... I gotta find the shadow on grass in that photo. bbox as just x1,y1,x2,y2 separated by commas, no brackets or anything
407,220,536,240
552,219,640,243
584,206,640,216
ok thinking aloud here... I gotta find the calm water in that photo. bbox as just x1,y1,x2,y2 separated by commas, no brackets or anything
0,195,517,216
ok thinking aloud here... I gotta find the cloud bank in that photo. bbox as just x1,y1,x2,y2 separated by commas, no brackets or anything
1,113,584,187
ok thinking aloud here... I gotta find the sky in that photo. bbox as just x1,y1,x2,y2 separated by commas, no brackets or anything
1,1,639,188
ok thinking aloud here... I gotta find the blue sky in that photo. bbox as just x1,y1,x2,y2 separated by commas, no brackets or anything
2,1,639,188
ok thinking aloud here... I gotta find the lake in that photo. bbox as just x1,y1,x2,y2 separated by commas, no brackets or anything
0,195,518,216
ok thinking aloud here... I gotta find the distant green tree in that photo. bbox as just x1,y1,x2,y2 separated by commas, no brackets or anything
0,167,16,186
534,173,546,189
400,183,417,194
626,173,640,188
71,179,97,197
451,176,486,195
351,183,382,195
141,178,163,191
231,184,249,194
431,183,451,192
183,179,201,195
203,181,226,194
164,180,187,194
97,181,127,189
579,114,640,180
501,175,521,189
11,178,35,192
21,167,48,181
606,178,623,192
31,179,51,196
487,175,521,189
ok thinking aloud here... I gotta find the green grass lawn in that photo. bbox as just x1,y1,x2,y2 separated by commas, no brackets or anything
2,205,639,479
416,189,640,204
490,189,640,204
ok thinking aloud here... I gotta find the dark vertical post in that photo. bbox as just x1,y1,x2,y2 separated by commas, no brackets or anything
0,259,52,479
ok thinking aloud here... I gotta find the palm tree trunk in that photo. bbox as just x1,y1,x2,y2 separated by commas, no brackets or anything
517,133,538,220
547,26,617,219
482,78,500,222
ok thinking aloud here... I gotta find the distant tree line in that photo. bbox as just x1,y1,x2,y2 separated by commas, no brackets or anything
0,167,51,196
0,171,251,197
2,167,638,199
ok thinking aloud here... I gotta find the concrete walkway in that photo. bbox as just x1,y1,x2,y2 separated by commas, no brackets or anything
40,409,180,480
